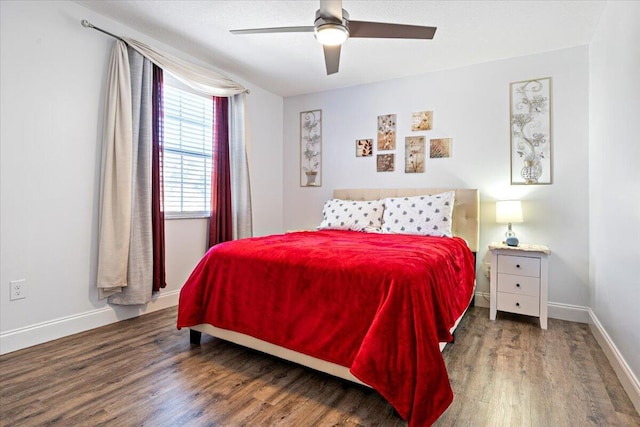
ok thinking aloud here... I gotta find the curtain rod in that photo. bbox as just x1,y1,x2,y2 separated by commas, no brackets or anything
81,20,126,43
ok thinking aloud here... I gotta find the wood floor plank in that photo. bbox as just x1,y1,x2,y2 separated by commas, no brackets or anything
1,306,638,426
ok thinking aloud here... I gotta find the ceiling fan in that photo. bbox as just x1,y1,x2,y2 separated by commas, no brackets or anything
230,0,437,75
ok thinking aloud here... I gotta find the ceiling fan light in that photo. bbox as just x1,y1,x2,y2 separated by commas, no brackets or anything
314,24,349,46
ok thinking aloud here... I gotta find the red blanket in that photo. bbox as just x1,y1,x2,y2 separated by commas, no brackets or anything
177,230,475,426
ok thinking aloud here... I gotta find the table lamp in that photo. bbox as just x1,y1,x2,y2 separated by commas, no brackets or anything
496,200,523,246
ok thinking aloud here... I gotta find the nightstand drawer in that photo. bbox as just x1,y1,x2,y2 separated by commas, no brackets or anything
497,255,540,277
497,273,540,297
497,292,539,317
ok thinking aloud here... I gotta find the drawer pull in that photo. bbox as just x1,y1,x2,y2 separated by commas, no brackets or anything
516,283,521,287
516,264,521,268
516,302,520,307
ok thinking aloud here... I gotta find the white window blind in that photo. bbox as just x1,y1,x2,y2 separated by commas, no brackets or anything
163,83,213,218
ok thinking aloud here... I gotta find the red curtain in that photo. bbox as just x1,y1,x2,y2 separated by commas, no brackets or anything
208,96,232,248
152,65,166,292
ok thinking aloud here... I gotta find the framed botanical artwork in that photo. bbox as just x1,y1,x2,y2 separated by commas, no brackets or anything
376,154,395,172
510,77,552,184
300,110,322,187
411,111,433,131
405,136,425,173
430,138,451,158
356,138,373,157
377,114,396,151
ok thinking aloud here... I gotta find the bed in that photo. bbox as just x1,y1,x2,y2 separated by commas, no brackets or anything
178,188,479,426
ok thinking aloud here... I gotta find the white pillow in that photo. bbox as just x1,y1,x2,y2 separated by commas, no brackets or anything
318,199,385,232
382,191,455,236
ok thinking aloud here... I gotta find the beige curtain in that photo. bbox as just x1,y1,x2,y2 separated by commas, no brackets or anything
108,48,155,305
123,38,247,97
97,40,133,299
229,93,253,239
97,37,252,301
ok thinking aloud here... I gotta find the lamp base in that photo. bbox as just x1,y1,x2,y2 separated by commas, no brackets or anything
505,236,519,247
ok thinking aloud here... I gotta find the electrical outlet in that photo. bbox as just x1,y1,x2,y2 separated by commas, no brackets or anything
10,279,26,301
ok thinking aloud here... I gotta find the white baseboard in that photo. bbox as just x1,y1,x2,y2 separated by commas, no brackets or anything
475,291,591,323
0,290,180,355
474,291,490,308
588,309,640,415
547,301,591,323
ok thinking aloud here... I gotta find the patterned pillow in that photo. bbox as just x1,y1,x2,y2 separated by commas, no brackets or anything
382,191,455,236
318,199,385,232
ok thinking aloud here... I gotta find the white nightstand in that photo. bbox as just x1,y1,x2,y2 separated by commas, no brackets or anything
489,242,550,329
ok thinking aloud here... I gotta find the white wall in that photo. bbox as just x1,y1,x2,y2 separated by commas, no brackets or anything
589,1,640,385
283,46,590,311
0,0,283,353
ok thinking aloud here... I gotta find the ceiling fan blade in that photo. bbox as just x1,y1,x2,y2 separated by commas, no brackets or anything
230,26,314,35
349,21,437,39
323,45,341,75
319,0,343,20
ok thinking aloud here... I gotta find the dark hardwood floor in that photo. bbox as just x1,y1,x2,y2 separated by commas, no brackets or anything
1,306,638,426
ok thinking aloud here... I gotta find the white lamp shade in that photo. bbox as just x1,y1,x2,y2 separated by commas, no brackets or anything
496,200,523,223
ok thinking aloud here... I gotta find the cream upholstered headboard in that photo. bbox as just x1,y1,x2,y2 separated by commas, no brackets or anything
333,188,480,252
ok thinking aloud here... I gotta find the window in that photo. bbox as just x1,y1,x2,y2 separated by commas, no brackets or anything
163,82,213,218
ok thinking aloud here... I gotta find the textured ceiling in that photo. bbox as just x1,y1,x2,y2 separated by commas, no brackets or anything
75,0,606,97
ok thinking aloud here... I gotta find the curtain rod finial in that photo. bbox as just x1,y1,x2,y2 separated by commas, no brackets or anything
81,20,93,28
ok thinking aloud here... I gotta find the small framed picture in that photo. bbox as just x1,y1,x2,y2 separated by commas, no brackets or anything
405,136,425,173
356,139,373,157
377,114,396,151
377,154,395,172
411,111,433,131
430,138,452,158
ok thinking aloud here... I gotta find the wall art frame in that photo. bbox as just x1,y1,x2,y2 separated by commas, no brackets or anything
300,109,322,187
430,138,452,158
510,77,553,185
356,138,373,157
411,110,433,131
405,136,425,173
376,153,395,172
377,114,396,151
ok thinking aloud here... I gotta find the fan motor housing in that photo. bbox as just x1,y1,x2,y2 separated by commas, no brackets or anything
315,8,350,28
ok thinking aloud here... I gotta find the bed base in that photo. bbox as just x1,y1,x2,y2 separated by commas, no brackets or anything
187,290,475,387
